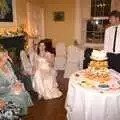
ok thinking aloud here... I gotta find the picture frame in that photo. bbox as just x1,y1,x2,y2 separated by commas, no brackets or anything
0,0,17,27
53,11,64,22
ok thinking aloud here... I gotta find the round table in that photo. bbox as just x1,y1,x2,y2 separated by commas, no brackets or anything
65,69,120,120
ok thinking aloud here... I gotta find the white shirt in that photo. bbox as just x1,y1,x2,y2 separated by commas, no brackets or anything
104,25,120,53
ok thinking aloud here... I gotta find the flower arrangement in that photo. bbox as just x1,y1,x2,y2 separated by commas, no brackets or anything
0,25,25,38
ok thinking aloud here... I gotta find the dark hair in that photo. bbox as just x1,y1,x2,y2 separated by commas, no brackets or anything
37,40,47,55
109,10,120,19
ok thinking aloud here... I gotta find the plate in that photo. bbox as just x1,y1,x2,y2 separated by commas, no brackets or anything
98,84,110,90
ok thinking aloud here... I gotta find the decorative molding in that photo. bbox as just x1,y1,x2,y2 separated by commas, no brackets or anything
84,43,104,49
74,0,82,44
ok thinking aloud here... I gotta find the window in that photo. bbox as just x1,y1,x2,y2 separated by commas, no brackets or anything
91,0,111,17
86,0,111,43
87,18,109,43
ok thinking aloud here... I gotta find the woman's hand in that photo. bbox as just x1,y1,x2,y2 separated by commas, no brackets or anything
12,81,24,95
15,81,23,89
23,71,33,76
0,99,6,110
45,52,55,66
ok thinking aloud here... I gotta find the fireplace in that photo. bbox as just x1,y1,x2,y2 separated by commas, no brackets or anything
0,36,25,63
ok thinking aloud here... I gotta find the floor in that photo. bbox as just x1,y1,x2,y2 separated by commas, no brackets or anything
23,71,69,120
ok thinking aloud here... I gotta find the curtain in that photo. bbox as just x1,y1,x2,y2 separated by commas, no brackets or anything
74,0,82,44
26,1,45,47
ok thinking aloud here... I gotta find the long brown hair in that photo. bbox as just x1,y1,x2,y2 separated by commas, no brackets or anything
37,40,47,55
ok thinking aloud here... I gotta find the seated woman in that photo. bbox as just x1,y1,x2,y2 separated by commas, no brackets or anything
32,40,62,100
0,48,33,115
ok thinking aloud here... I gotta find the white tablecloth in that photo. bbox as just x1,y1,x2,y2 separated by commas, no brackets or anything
65,70,120,120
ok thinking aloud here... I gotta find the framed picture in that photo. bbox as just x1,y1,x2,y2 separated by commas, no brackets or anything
0,0,16,26
53,11,64,22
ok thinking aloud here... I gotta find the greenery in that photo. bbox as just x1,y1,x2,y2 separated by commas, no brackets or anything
0,25,25,38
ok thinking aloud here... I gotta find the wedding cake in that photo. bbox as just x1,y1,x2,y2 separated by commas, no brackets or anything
90,50,107,60
85,50,110,83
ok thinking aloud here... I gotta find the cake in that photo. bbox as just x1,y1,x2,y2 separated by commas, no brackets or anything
90,50,107,60
85,50,111,83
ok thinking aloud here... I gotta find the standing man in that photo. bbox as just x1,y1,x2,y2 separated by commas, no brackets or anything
104,10,120,72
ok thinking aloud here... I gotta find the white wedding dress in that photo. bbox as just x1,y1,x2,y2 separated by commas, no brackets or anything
32,52,62,100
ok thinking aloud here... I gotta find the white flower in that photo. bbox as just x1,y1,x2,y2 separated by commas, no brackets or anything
4,110,13,119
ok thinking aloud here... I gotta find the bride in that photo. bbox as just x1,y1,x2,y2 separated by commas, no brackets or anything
32,40,62,100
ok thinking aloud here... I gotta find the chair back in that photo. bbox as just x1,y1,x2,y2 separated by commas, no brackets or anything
67,45,81,63
20,50,32,73
55,42,66,56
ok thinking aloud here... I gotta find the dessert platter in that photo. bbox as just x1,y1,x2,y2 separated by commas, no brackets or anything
72,50,120,92
85,50,110,83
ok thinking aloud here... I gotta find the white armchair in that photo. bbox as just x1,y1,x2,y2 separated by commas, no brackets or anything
64,45,84,78
54,42,66,70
